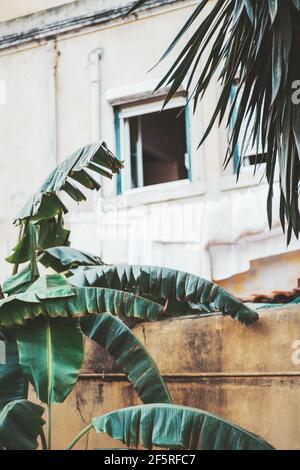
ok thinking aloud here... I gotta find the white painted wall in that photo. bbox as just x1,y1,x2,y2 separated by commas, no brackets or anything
0,0,298,292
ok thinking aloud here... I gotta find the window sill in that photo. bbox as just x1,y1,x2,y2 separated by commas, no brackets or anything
114,179,206,208
220,165,278,192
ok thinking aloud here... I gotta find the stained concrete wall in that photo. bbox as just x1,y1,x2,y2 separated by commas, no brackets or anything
43,306,300,450
0,0,76,22
0,0,299,289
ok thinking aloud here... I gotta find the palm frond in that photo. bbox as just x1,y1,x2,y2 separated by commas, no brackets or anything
128,0,300,242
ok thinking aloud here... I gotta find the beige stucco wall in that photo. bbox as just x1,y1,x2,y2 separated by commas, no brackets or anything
219,250,300,298
0,0,76,22
42,306,300,450
0,43,51,273
0,0,299,287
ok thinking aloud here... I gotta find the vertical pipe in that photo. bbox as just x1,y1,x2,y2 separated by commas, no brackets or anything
47,40,59,168
89,47,103,146
88,48,103,255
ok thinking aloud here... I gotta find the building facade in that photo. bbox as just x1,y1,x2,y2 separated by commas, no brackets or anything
0,0,299,296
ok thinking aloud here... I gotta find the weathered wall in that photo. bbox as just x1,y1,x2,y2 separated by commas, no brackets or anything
0,0,76,22
219,250,300,298
44,306,300,450
0,0,299,288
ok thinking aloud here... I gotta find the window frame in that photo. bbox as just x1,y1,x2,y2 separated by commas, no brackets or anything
114,96,192,195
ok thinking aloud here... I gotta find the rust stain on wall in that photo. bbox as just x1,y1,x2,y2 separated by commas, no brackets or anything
49,306,300,450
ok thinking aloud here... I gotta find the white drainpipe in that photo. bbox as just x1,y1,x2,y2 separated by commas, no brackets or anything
89,48,104,255
47,40,59,168
89,48,103,147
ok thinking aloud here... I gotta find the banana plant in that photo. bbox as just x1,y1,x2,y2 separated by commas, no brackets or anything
0,140,272,450
0,275,273,450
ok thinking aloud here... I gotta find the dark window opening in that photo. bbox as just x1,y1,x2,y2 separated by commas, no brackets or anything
127,107,188,189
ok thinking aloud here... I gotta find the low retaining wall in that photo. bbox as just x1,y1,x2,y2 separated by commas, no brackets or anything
50,305,300,450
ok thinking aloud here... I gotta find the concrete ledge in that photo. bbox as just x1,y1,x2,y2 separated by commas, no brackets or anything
0,0,184,51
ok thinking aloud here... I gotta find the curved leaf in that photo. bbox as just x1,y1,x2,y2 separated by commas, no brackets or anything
39,246,105,273
0,342,28,409
80,314,172,405
8,142,122,267
92,404,274,450
17,317,84,404
3,262,39,296
6,222,37,264
16,142,122,222
0,275,164,328
0,400,45,450
69,265,258,325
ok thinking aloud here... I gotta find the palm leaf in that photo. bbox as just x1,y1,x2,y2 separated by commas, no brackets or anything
69,265,258,325
127,0,149,15
80,314,172,405
39,246,105,273
91,404,274,450
0,274,164,328
17,317,84,404
0,400,45,450
127,0,300,242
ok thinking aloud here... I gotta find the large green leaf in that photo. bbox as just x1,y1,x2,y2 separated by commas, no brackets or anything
16,142,122,222
17,317,84,404
0,342,28,410
3,262,39,295
6,222,37,264
0,400,45,450
39,246,105,273
0,275,164,328
92,404,274,450
69,265,258,325
80,314,172,405
8,142,122,266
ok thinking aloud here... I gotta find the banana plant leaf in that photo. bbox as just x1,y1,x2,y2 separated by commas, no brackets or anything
92,404,274,450
17,317,84,404
6,221,37,264
3,262,39,296
16,142,122,222
69,265,258,325
80,314,172,405
37,216,70,250
39,246,105,273
8,142,122,266
0,274,163,328
0,399,45,450
0,341,28,409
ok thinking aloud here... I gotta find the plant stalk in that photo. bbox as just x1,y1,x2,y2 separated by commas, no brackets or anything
65,423,93,450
